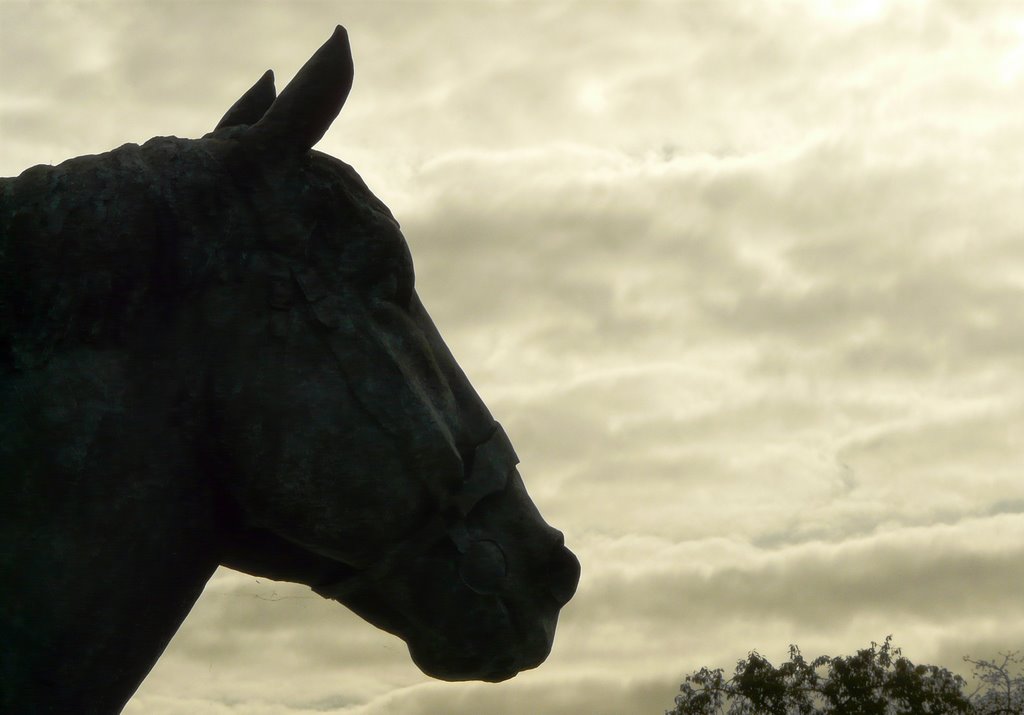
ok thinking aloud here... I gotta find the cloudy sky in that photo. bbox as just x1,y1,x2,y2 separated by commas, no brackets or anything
3,0,1023,712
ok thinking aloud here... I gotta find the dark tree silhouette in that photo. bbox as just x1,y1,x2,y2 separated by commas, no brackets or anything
964,651,1024,715
667,637,987,714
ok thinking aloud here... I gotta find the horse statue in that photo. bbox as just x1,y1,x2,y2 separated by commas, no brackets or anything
0,26,580,714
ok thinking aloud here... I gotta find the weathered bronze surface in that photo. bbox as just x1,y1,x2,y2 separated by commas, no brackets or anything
0,27,579,714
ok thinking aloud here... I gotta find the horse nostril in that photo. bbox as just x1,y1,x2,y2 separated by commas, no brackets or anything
547,545,581,606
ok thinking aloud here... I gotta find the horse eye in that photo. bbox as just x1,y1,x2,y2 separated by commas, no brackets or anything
370,267,413,309
459,540,507,595
395,268,414,307
370,272,400,304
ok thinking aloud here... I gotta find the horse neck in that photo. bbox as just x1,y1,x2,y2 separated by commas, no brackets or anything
1,139,250,711
1,319,221,714
1,352,223,712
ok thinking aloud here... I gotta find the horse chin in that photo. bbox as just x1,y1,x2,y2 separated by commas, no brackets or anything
410,649,519,683
315,578,538,682
407,640,539,684
405,606,556,683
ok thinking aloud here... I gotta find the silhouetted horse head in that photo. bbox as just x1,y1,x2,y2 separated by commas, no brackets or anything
0,27,579,712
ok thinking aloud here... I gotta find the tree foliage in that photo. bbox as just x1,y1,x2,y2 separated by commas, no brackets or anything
965,651,1024,715
668,637,1023,715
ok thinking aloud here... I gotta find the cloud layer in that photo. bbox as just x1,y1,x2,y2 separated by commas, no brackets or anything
3,1,1022,713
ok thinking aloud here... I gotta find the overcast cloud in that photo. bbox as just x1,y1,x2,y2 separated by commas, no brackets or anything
2,1,1022,713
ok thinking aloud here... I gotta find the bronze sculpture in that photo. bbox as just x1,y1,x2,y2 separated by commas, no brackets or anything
0,27,579,714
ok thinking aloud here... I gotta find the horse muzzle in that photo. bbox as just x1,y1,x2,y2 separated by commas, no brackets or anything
311,423,580,681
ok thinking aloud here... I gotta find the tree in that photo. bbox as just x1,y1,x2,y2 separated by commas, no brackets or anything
667,637,977,714
965,651,1024,715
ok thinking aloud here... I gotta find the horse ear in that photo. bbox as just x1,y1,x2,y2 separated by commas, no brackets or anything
215,69,277,130
248,25,353,153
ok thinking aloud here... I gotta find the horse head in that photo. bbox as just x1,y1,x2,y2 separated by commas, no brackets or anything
191,27,580,682
0,28,579,709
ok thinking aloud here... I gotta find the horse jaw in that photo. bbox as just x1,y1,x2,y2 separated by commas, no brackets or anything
311,467,581,683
